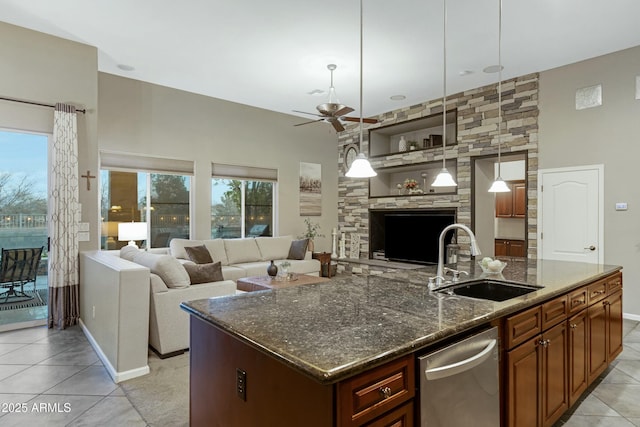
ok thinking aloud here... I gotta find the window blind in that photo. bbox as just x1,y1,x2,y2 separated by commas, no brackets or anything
100,151,194,175
212,163,277,182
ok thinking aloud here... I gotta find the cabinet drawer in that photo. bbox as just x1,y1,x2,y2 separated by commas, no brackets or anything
568,287,588,315
338,355,414,426
506,305,542,349
607,272,622,294
542,295,568,330
363,401,413,427
587,280,607,305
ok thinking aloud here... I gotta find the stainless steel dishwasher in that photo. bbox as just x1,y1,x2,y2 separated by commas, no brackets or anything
418,327,499,426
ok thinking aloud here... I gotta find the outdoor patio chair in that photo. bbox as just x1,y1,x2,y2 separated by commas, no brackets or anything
0,246,43,303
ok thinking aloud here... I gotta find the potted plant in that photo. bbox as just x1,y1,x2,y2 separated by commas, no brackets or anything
299,218,325,252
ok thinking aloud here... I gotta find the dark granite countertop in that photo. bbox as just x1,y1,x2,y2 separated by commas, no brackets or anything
180,258,621,385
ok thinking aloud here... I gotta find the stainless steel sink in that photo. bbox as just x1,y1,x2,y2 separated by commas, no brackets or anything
436,280,543,302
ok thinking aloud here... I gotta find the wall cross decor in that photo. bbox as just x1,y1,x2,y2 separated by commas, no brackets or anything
81,170,96,190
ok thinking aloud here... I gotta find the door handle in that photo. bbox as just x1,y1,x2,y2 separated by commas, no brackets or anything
584,245,596,251
425,339,497,380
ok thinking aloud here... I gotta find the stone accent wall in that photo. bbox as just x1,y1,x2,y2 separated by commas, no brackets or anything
337,73,539,262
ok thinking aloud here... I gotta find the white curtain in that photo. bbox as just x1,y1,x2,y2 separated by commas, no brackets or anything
48,103,80,329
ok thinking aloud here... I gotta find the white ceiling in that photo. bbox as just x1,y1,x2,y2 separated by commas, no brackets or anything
1,0,639,121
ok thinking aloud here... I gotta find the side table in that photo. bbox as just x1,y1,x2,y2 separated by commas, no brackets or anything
312,252,333,278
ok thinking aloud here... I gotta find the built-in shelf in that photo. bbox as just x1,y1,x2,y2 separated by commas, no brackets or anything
369,159,457,198
369,110,457,158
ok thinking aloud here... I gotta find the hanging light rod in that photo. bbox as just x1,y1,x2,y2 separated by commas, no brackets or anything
432,0,457,188
346,0,376,179
488,0,510,193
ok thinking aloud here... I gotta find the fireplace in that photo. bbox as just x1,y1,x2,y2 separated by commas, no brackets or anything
369,209,456,264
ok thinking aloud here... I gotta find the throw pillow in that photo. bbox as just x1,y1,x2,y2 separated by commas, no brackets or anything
132,252,191,288
183,262,224,284
288,238,308,260
184,245,214,264
119,245,139,261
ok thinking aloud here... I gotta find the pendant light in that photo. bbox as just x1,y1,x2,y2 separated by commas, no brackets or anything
346,0,376,179
432,0,457,188
488,0,510,193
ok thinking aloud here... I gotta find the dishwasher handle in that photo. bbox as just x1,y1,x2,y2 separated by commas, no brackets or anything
424,338,497,381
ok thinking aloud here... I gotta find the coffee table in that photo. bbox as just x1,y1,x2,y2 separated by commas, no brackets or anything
236,274,330,292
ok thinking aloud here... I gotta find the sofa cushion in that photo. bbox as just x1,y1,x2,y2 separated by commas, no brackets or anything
287,239,309,260
256,235,293,261
184,245,214,264
224,238,261,264
119,245,139,261
183,261,224,284
132,251,191,289
203,239,229,266
169,238,204,260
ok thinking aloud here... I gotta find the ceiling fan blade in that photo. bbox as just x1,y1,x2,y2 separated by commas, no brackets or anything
341,116,379,124
292,109,325,118
333,106,355,117
294,119,324,127
329,118,345,133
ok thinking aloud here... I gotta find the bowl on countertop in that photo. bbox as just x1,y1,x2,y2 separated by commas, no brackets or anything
479,260,507,274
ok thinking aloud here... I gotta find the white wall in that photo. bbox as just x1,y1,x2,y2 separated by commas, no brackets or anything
539,45,640,317
98,73,339,251
0,22,99,252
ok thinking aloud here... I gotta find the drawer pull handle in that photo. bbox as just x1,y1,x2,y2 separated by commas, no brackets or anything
570,324,578,329
538,339,551,347
591,290,605,296
572,299,585,306
379,386,392,399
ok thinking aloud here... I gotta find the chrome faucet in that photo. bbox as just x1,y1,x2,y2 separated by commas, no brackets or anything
433,224,481,289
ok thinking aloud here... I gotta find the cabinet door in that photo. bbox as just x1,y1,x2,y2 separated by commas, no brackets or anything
513,182,527,218
496,191,513,217
495,239,508,257
568,311,589,407
508,240,526,257
607,291,623,362
507,337,540,427
587,302,608,384
541,322,568,427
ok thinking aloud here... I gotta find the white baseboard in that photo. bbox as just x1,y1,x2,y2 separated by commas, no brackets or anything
79,318,150,383
623,312,640,322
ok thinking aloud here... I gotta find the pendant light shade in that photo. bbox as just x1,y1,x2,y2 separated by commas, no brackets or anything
432,0,457,188
345,0,376,179
346,153,376,178
432,168,457,187
488,0,510,193
488,177,510,192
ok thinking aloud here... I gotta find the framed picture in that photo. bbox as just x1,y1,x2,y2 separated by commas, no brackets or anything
299,162,321,216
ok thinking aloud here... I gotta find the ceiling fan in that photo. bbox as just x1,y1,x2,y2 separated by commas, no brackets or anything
294,64,377,133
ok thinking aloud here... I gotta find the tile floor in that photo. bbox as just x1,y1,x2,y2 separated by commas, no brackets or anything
0,319,638,426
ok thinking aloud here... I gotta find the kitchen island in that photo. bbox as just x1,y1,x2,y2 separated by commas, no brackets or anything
181,259,622,426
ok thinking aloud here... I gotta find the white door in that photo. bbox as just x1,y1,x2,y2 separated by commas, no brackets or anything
538,165,603,263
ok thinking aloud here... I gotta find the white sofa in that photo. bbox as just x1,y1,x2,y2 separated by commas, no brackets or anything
169,236,321,281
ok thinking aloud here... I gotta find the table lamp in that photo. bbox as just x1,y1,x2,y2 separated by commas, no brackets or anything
118,222,147,247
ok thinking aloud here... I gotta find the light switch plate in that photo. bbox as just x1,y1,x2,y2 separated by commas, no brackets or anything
77,231,90,241
615,202,628,211
78,222,89,232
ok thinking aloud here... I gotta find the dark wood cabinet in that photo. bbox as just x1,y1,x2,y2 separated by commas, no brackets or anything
496,181,526,218
541,322,568,427
568,310,588,406
505,271,622,427
505,307,568,427
495,239,526,257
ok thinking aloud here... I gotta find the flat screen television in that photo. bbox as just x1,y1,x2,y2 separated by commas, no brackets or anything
384,211,455,264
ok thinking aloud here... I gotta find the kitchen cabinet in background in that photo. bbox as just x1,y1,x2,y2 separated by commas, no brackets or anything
496,181,526,218
495,239,526,257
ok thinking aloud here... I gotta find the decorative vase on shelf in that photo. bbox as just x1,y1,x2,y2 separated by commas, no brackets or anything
267,260,278,277
398,136,407,152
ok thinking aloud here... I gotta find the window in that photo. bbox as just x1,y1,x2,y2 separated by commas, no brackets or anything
211,164,277,239
100,152,193,249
